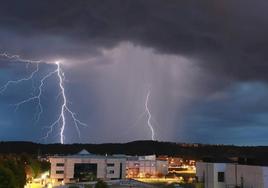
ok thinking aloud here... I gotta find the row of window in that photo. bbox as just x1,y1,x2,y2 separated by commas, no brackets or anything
57,170,116,175
56,170,116,174
55,163,117,175
56,163,117,167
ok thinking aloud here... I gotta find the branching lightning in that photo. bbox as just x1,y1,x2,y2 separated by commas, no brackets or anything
44,62,87,144
0,63,40,94
0,52,41,64
0,53,87,144
145,90,156,140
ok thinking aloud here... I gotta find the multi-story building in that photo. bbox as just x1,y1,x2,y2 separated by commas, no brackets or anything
126,155,168,178
49,149,126,183
196,162,268,188
49,150,169,183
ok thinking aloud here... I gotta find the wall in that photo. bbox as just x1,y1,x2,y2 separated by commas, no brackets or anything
213,163,226,188
197,162,268,188
196,162,226,188
225,164,264,188
156,160,168,175
50,157,126,183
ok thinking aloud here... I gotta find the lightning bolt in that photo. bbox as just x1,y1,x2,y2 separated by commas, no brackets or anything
122,90,157,140
0,53,87,144
0,52,41,63
145,90,156,140
44,62,87,144
0,63,40,94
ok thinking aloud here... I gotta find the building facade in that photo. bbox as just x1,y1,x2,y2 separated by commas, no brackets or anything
126,155,168,178
49,150,126,183
196,162,268,188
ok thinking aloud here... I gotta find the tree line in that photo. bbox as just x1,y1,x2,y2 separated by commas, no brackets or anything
1,140,268,160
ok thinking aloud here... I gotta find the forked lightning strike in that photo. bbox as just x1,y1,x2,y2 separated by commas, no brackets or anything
0,63,39,94
145,90,156,140
0,52,41,64
0,53,87,144
45,62,87,144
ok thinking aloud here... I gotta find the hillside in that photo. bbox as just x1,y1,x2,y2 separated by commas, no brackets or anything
1,140,268,165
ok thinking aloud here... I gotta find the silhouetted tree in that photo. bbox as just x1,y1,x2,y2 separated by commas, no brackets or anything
95,179,108,188
0,166,16,188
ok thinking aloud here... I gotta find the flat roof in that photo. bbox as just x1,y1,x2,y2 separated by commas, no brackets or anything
49,149,126,159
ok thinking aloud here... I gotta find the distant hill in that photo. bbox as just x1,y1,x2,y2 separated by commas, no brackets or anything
1,140,268,165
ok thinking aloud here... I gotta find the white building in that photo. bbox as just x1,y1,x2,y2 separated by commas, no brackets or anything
49,150,126,183
126,155,168,178
196,162,268,188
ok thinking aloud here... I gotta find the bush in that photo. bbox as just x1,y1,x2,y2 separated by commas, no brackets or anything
68,185,79,188
0,166,16,188
2,159,26,187
84,185,94,188
95,179,108,188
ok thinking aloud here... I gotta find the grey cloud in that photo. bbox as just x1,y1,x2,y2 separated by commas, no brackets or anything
1,1,268,144
1,1,268,80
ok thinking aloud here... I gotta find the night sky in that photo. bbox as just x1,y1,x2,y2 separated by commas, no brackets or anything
1,1,268,145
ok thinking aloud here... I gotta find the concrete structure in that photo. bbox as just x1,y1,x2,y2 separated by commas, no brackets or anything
49,150,126,183
126,155,168,178
196,162,268,188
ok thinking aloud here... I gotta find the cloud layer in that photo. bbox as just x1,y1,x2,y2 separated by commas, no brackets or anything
1,1,268,144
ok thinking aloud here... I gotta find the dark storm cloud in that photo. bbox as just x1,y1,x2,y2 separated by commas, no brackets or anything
179,82,268,145
2,0,268,145
1,0,268,81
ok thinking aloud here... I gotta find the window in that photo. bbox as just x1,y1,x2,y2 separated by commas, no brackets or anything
107,163,115,167
108,170,114,174
56,163,64,167
56,170,64,174
218,172,225,182
74,163,97,182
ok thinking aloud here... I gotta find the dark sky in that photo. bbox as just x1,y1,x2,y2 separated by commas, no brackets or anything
1,0,268,145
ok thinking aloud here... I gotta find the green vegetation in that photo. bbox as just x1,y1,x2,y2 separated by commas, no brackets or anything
84,185,94,188
0,154,50,188
195,183,204,188
0,155,26,188
2,141,268,161
95,179,108,188
68,186,80,188
0,166,16,188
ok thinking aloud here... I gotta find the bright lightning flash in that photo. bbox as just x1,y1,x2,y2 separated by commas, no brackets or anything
0,53,87,144
145,90,156,140
45,61,87,144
